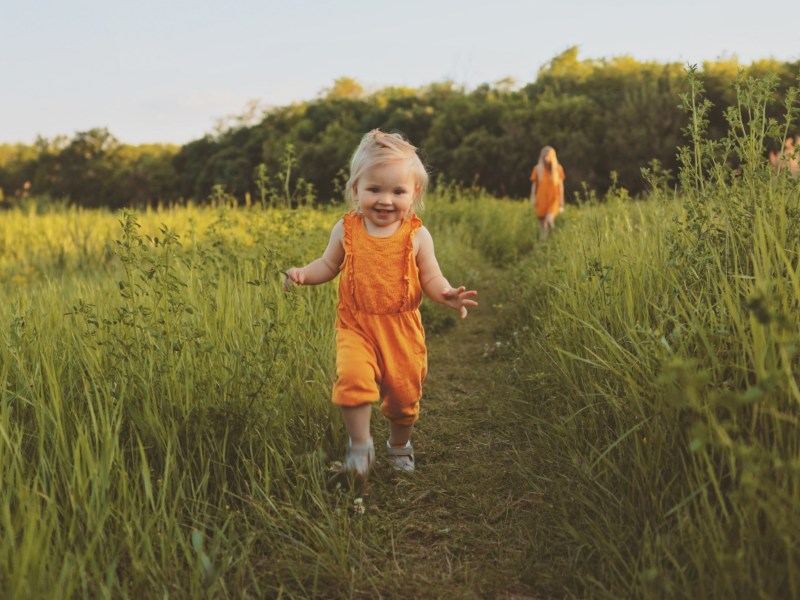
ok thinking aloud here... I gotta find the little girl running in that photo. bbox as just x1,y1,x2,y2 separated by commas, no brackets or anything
284,130,478,480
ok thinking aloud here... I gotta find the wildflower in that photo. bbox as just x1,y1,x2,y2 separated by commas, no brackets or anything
353,497,365,515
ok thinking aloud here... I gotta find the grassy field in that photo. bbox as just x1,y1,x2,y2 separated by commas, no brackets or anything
1,75,798,598
2,173,798,598
0,194,542,598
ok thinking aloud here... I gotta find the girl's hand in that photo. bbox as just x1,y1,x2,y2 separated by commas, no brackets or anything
283,267,304,291
441,286,478,319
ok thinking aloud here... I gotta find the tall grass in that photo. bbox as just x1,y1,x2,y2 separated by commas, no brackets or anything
0,203,349,597
0,192,531,597
509,72,800,597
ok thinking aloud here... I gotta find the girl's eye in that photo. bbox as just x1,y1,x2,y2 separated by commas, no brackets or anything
394,189,408,195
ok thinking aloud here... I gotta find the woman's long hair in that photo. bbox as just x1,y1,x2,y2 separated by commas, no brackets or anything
536,146,561,186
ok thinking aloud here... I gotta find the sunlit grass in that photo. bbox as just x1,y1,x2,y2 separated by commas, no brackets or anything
0,193,533,597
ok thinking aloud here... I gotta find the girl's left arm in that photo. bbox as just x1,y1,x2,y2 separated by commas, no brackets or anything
415,226,478,319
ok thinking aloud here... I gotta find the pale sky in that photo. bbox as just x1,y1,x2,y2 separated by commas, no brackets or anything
2,0,798,145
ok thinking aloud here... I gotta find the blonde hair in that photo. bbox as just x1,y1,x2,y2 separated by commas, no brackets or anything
345,129,429,212
536,146,562,186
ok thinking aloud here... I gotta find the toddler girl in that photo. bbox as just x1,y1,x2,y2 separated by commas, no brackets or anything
284,130,478,480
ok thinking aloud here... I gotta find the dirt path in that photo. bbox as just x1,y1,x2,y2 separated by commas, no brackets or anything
362,270,544,599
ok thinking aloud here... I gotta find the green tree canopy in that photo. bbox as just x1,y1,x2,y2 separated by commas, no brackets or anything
3,51,798,208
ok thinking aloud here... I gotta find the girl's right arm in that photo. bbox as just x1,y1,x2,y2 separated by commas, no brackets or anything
283,219,345,290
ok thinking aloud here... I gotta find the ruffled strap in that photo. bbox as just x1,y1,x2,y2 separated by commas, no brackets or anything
403,214,423,310
407,213,423,234
341,211,357,255
341,211,358,308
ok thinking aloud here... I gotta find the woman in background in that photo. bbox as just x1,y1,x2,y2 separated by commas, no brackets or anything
530,146,565,240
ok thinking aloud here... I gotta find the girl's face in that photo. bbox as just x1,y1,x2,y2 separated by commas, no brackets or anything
543,150,553,167
354,161,417,235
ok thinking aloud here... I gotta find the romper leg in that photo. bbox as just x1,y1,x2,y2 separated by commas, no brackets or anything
378,331,427,426
332,328,381,408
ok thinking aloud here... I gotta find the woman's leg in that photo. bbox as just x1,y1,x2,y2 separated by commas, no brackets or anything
542,213,556,239
539,216,549,240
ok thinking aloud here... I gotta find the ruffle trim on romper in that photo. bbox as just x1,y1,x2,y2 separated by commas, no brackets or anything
404,214,423,311
342,212,358,309
342,211,422,314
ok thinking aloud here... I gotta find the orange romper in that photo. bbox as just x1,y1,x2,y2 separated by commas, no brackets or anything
530,164,565,218
332,212,427,426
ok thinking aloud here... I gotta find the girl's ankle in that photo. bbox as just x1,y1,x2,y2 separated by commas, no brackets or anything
349,436,373,447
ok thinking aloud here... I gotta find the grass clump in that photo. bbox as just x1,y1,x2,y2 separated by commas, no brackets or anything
507,71,800,597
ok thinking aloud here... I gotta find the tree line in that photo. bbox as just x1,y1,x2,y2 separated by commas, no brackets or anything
1,48,797,209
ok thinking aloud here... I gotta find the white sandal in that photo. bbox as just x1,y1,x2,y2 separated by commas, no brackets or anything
386,440,415,473
344,439,375,479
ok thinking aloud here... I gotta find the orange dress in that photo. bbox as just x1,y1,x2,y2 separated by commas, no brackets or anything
332,212,427,426
530,165,565,218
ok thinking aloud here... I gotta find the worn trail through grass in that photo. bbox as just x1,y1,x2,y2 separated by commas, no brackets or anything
353,267,544,599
